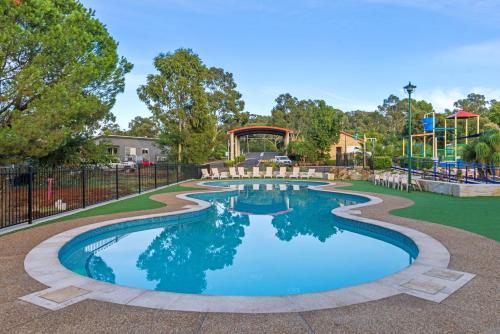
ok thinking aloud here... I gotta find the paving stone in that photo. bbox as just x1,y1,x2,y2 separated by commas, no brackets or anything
40,286,90,304
401,279,446,295
424,268,464,281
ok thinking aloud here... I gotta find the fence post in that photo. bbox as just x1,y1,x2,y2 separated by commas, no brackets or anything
176,164,180,183
138,164,141,193
115,165,119,199
81,165,86,208
166,163,170,184
27,158,33,224
154,164,157,189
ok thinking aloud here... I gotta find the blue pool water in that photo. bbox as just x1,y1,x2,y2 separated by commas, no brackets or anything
59,181,418,296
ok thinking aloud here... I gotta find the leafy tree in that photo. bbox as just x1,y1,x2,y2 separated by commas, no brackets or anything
127,116,159,137
307,100,343,159
462,129,500,166
0,0,132,164
100,122,126,136
208,67,247,130
453,93,490,116
271,94,313,138
487,102,500,127
138,49,244,163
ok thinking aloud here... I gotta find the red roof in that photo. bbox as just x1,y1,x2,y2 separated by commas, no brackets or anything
446,110,480,119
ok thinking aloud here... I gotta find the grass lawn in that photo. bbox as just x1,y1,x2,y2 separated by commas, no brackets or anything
337,181,500,242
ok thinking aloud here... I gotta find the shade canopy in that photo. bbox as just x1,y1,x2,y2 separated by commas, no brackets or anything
446,110,480,119
227,125,293,137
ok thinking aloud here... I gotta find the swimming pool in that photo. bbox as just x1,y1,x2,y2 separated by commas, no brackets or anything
59,181,418,296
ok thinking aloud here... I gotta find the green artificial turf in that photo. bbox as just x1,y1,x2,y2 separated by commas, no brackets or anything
337,181,500,242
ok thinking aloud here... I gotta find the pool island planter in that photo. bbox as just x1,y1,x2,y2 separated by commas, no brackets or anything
21,181,474,313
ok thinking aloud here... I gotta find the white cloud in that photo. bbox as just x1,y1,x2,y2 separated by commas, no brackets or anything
438,40,500,66
415,87,500,113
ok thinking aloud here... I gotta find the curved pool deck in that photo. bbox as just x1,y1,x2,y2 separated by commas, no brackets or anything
21,180,474,313
0,180,498,333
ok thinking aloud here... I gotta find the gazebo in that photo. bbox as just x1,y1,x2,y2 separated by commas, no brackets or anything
227,126,293,160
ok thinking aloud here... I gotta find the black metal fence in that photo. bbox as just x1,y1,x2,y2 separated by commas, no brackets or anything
392,157,499,184
0,163,201,229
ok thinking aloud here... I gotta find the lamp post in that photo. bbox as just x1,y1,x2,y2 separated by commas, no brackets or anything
404,82,416,192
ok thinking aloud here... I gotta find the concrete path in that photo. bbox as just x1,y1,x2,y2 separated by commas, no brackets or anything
0,181,498,333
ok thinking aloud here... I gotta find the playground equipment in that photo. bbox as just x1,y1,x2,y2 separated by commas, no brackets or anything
403,110,480,163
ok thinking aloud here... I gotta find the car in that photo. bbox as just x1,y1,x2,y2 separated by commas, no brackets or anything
274,156,292,166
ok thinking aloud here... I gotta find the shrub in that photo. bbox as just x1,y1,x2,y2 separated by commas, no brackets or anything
223,160,235,167
325,159,336,166
373,156,392,170
235,155,246,163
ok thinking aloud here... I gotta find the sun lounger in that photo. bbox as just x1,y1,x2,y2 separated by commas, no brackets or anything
264,167,273,178
229,167,240,178
238,167,250,178
201,168,210,179
276,167,287,178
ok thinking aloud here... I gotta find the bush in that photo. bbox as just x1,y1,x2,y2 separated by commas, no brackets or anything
223,160,235,167
325,159,336,166
235,155,246,163
373,156,392,170
260,160,277,168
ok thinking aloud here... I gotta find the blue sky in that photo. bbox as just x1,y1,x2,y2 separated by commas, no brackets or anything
80,0,500,127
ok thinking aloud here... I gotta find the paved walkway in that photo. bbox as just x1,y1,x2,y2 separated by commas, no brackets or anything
0,181,498,333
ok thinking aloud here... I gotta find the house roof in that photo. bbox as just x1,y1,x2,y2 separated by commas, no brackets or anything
95,134,158,141
340,131,364,143
446,110,480,119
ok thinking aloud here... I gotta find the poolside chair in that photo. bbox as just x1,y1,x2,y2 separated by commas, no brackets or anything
264,167,273,178
229,167,240,178
276,167,287,178
211,168,221,179
290,167,300,178
252,167,261,178
238,167,250,178
201,168,210,179
219,171,229,179
400,175,409,191
300,168,315,179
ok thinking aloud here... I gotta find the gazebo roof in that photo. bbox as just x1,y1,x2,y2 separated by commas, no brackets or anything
446,110,480,119
227,125,293,137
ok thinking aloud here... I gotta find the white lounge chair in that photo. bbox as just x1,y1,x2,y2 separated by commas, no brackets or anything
276,167,287,178
264,167,273,178
238,167,250,178
229,167,240,178
290,167,300,178
211,168,221,179
252,167,261,178
301,168,315,179
219,171,229,179
201,168,210,179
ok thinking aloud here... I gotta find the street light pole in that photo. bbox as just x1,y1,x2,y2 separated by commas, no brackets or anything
404,82,416,192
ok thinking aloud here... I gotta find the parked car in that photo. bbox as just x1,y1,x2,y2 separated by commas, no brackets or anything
274,156,292,166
